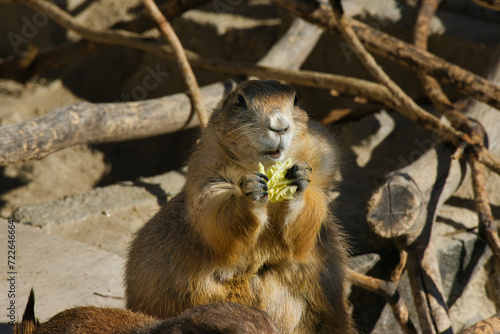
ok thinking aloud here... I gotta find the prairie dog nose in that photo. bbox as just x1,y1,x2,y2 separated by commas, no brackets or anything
268,110,290,133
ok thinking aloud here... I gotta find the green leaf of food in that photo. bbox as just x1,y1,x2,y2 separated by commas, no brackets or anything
258,158,297,203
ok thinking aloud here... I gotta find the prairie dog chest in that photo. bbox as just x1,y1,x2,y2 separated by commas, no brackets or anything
252,271,306,334
213,269,306,334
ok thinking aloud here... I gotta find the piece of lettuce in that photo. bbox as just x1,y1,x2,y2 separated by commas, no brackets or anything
258,158,297,203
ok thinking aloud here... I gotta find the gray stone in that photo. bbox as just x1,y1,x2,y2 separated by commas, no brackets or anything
0,219,125,326
13,171,185,256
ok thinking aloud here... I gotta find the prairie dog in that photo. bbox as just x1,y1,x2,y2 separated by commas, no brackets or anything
16,290,277,334
125,80,353,333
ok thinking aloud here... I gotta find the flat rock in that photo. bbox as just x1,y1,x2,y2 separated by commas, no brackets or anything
0,219,124,333
13,171,185,256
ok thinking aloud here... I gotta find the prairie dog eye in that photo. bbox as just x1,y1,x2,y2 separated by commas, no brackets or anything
293,95,298,106
235,94,247,108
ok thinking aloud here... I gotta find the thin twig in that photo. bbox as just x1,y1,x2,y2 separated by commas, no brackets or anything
273,0,500,111
470,153,500,262
329,1,453,331
329,0,462,147
118,0,212,33
478,149,500,175
406,254,437,334
419,244,453,333
93,292,124,300
0,18,324,166
15,0,162,52
412,4,460,332
320,105,383,125
461,311,500,334
10,0,500,174
414,0,466,126
10,0,393,105
413,0,480,143
13,0,500,115
143,0,207,129
391,249,407,285
472,0,500,10
413,0,500,265
1,0,211,81
349,270,417,334
281,0,500,174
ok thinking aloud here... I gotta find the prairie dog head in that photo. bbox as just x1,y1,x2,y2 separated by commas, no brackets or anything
209,80,307,169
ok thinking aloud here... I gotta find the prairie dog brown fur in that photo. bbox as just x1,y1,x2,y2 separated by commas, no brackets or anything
32,304,277,334
33,307,155,334
125,80,353,333
16,290,277,334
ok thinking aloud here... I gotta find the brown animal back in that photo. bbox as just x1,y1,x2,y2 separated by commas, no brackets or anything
34,307,156,334
134,302,279,334
31,303,277,334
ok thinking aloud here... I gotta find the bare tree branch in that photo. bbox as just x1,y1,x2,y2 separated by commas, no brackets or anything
143,0,207,129
472,0,500,11
273,0,500,111
329,0,462,147
470,153,500,261
349,270,417,334
461,311,500,334
0,18,323,166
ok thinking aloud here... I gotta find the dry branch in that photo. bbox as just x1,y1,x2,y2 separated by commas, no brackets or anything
406,253,437,334
7,0,394,105
320,105,383,125
11,0,391,106
0,84,229,165
366,48,500,334
255,17,322,69
391,249,408,285
16,0,500,176
479,148,500,175
349,270,417,334
329,0,464,149
11,0,500,175
413,0,500,263
470,154,500,261
472,0,500,10
328,2,450,331
461,311,500,334
412,3,457,330
10,0,500,175
0,18,321,165
414,0,468,130
12,0,500,117
0,0,210,81
116,0,212,33
11,0,395,103
413,0,481,148
143,0,207,129
14,0,165,53
328,0,500,175
273,0,500,111
419,243,452,333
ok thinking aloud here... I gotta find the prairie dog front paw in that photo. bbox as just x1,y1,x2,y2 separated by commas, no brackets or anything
285,162,312,193
239,172,269,203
